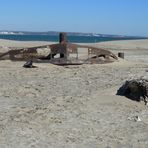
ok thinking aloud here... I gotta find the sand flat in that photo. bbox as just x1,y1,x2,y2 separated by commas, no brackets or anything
0,39,148,148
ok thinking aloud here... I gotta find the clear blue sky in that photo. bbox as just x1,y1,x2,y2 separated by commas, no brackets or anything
0,0,148,36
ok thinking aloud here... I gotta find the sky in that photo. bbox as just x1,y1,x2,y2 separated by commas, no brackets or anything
0,0,148,36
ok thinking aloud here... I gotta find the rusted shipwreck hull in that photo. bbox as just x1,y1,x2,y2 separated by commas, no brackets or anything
0,33,118,65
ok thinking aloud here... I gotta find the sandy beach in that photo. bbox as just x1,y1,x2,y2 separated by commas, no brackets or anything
0,39,148,148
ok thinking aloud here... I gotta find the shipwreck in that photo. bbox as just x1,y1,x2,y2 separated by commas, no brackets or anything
0,33,118,65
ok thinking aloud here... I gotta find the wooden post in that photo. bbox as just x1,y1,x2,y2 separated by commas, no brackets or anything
118,52,124,59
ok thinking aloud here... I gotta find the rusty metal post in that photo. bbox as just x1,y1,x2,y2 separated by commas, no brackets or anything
59,32,67,44
59,32,67,58
118,52,124,59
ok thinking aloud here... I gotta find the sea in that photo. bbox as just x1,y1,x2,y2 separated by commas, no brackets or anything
0,34,146,43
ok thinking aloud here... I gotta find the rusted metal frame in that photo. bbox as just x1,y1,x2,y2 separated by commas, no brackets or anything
49,43,67,62
0,33,118,65
88,48,98,59
66,43,78,60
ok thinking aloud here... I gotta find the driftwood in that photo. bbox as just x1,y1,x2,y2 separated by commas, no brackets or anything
117,78,148,105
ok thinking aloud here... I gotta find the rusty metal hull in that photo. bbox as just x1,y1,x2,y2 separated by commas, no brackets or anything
0,33,118,65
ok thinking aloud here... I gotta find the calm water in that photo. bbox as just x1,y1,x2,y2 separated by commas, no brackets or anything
0,34,146,43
